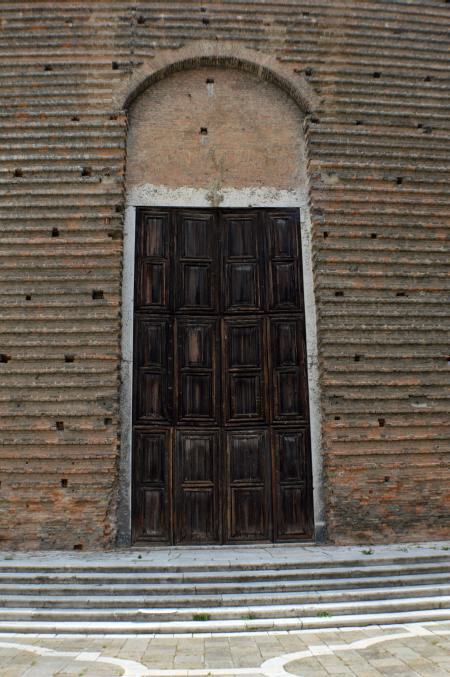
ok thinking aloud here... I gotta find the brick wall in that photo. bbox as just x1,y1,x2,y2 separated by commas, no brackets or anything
126,67,306,195
0,1,449,549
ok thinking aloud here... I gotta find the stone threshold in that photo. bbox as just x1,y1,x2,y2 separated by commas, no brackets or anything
0,541,448,568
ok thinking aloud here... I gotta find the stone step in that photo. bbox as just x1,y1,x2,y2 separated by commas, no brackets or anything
0,560,448,585
0,608,449,635
0,553,448,575
0,595,448,623
0,583,447,608
1,548,447,635
1,570,449,597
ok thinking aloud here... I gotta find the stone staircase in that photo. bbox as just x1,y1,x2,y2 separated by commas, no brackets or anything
0,549,449,634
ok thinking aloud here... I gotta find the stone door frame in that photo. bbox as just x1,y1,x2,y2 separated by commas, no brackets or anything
117,187,325,546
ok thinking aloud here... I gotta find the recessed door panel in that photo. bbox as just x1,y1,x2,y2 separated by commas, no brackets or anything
180,264,213,310
271,261,300,309
176,211,218,312
228,431,265,482
267,212,302,311
177,318,218,424
135,317,172,424
224,318,266,424
137,372,168,421
136,211,170,310
278,486,307,536
278,431,306,482
226,430,270,541
225,263,260,310
230,488,267,539
277,371,302,417
179,217,213,258
175,430,219,543
222,212,264,313
133,208,313,545
141,489,166,538
274,430,311,540
180,323,213,368
180,373,214,419
228,373,264,420
228,323,261,368
141,214,168,257
178,432,216,482
137,319,168,369
226,217,258,257
133,430,170,542
269,214,299,258
137,261,168,307
274,320,303,367
271,318,307,422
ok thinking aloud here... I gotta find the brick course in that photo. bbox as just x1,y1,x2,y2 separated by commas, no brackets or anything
0,1,449,549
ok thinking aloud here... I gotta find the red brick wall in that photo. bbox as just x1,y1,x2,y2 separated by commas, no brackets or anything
0,1,449,549
126,67,306,193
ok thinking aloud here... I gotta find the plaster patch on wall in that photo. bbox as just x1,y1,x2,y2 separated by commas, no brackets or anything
127,184,308,209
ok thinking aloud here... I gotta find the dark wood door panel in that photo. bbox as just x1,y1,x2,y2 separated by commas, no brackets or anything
177,212,216,259
132,429,171,543
265,211,303,312
226,429,271,541
136,371,169,422
222,212,265,313
223,317,267,425
135,211,171,310
273,429,312,540
227,320,262,369
270,260,301,310
225,262,262,312
270,317,308,423
134,316,173,425
175,211,219,313
225,214,259,258
132,207,313,545
174,429,220,544
136,261,169,308
268,212,299,259
176,318,219,425
179,264,214,311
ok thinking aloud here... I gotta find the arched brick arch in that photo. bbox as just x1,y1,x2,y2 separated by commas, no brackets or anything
117,41,325,548
115,41,320,114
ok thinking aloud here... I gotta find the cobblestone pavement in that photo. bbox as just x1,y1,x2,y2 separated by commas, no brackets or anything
0,622,449,676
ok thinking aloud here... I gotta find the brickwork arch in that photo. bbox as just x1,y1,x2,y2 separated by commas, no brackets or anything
116,41,320,115
117,43,325,546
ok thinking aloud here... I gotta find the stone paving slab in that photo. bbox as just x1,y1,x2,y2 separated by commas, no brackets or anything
0,621,449,676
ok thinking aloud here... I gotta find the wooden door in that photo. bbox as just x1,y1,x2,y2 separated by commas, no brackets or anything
132,208,313,544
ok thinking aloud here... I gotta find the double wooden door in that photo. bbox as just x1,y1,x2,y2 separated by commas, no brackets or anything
132,208,313,544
